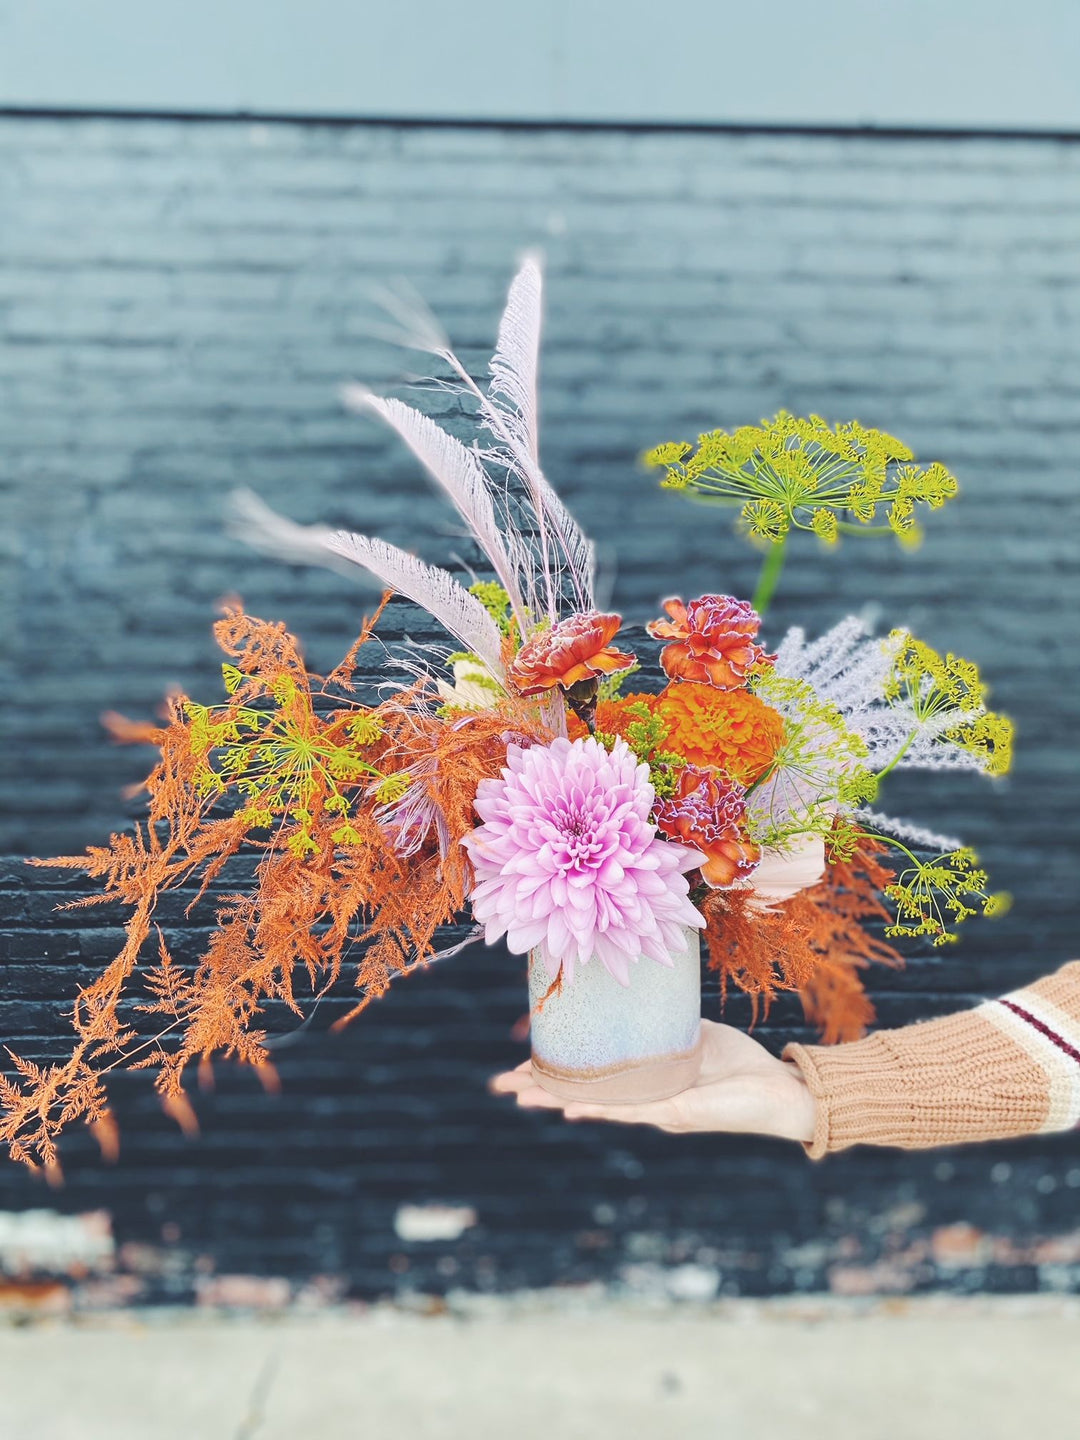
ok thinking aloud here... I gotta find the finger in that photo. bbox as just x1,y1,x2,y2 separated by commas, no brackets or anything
561,1100,671,1127
514,1086,568,1110
487,1062,534,1094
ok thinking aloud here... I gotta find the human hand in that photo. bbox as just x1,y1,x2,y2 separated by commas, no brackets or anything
490,1019,817,1143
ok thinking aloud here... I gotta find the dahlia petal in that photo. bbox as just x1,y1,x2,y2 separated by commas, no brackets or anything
506,919,551,954
640,932,674,965
605,924,641,956
597,946,632,986
538,942,565,983
482,917,508,946
596,857,625,887
546,908,572,957
515,870,551,901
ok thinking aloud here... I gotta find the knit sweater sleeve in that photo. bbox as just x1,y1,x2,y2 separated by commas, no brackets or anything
783,960,1080,1159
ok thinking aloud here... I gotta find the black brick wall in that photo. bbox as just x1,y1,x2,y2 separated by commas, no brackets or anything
1,116,1078,1300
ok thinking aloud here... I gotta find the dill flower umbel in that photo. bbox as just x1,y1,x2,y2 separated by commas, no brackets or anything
655,681,784,785
883,632,1014,777
644,412,960,550
461,737,704,985
647,595,772,689
884,847,1012,947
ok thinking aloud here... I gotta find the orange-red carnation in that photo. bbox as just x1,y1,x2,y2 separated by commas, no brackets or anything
656,681,784,784
508,612,636,697
648,594,771,689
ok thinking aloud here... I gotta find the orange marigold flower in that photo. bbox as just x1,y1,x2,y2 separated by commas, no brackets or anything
656,681,784,785
647,594,772,689
654,766,760,888
508,612,636,697
566,711,590,742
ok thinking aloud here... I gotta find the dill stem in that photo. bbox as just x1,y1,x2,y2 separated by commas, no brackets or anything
751,534,787,616
875,730,917,782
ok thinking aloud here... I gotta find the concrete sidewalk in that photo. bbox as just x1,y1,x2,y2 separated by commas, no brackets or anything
0,1295,1077,1440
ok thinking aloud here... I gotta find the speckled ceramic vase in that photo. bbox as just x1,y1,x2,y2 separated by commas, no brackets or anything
528,926,703,1104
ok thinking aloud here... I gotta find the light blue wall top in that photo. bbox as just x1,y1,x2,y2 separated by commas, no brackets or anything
1,0,1078,129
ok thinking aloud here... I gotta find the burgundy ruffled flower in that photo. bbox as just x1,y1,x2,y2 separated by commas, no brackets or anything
647,594,772,690
653,766,760,888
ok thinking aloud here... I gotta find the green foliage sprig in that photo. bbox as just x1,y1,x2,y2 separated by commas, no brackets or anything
597,661,641,702
596,702,685,801
468,580,515,637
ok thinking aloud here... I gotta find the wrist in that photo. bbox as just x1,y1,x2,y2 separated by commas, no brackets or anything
776,1060,817,1144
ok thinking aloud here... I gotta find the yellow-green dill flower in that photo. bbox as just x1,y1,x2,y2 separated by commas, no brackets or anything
286,829,320,860
884,847,1009,947
375,773,411,805
347,710,383,745
644,412,958,549
884,632,1013,777
745,665,876,849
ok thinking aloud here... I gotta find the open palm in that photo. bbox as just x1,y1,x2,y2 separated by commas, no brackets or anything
490,1019,816,1143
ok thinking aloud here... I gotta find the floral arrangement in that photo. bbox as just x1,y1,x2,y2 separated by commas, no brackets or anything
1,258,1012,1171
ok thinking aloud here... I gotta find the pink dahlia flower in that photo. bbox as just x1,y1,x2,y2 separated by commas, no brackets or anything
461,737,704,985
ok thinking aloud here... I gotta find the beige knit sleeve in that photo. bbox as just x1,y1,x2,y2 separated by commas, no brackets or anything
783,960,1080,1158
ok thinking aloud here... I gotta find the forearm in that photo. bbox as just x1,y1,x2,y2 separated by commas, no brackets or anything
784,961,1080,1158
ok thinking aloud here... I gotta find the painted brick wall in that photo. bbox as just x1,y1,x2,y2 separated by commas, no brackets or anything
1,117,1079,1302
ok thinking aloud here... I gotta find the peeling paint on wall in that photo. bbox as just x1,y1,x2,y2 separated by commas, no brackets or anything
394,1206,479,1244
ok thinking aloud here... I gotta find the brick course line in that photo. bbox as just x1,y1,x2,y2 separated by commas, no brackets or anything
2,105,1080,142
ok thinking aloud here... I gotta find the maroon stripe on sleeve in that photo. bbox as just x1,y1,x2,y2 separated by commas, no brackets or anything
1001,999,1080,1070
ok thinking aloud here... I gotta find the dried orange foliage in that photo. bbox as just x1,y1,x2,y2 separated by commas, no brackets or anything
1,601,547,1168
1,589,904,1168
702,837,902,1042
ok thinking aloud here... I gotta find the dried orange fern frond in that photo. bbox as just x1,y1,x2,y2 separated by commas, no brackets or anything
795,838,903,1043
1,599,543,1169
702,837,901,1041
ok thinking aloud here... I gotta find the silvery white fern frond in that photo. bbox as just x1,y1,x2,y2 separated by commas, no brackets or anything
229,489,506,679
342,387,531,631
773,617,990,772
855,808,962,853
